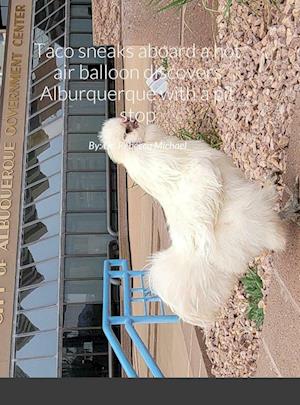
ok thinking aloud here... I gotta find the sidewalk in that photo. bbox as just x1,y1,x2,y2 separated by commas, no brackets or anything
256,96,300,377
118,1,215,376
127,184,210,377
92,0,215,48
92,0,216,376
122,46,210,377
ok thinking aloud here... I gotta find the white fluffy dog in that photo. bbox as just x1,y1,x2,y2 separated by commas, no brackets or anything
100,116,286,328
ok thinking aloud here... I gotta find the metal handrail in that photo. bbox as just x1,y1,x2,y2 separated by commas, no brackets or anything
102,259,180,378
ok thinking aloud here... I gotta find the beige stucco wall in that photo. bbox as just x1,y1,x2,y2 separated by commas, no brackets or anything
0,0,33,377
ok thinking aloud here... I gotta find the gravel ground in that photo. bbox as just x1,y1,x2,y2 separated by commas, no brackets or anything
151,0,300,377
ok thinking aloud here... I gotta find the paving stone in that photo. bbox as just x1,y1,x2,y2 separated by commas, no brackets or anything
258,277,300,377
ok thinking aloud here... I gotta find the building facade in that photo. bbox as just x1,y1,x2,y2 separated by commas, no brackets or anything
0,0,120,377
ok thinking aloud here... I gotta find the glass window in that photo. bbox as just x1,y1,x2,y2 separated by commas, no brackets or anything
70,18,92,33
24,193,61,224
70,33,93,47
34,20,65,43
67,64,83,81
67,133,102,152
0,5,8,29
35,0,47,12
26,154,61,185
27,117,63,147
71,5,92,18
68,115,105,133
15,331,58,359
30,88,63,115
35,0,65,14
18,282,58,311
68,63,105,80
31,80,64,105
27,136,62,169
32,47,64,71
14,357,57,378
19,258,59,288
69,81,105,93
35,5,65,27
67,153,106,171
63,329,108,356
66,213,107,233
65,257,106,279
35,0,52,13
16,307,58,334
67,172,106,191
31,61,64,86
25,174,61,205
22,214,60,244
66,234,112,255
63,303,102,328
66,191,107,211
62,354,108,378
68,99,106,115
25,167,46,188
32,37,65,70
70,50,107,64
29,102,63,133
64,280,103,304
33,36,65,65
20,236,59,267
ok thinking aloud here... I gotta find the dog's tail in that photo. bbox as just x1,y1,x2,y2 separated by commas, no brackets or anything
147,246,237,329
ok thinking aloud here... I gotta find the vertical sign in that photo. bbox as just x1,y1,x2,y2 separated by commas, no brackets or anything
0,0,33,377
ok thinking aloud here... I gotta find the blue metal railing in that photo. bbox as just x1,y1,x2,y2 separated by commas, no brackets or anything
102,259,180,378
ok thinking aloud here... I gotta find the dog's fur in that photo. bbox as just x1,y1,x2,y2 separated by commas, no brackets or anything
100,117,286,328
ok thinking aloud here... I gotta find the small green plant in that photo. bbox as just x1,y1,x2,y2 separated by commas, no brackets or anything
162,57,169,73
198,129,222,150
148,0,279,18
241,267,265,328
178,128,222,150
148,0,192,12
177,128,194,140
